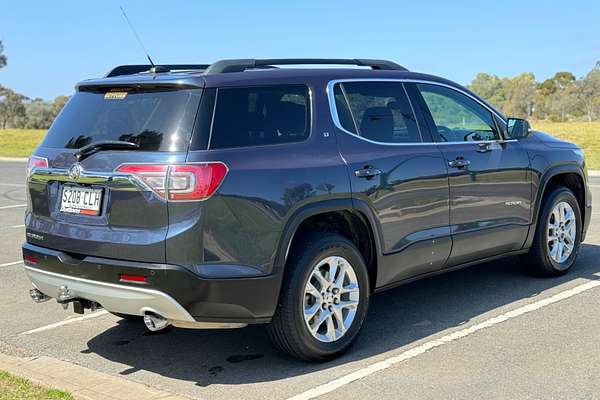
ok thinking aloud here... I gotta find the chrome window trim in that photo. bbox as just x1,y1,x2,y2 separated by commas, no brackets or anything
326,78,515,146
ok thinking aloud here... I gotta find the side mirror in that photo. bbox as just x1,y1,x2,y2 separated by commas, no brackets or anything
506,118,532,139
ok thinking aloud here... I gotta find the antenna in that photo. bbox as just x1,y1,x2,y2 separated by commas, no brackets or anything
119,6,157,69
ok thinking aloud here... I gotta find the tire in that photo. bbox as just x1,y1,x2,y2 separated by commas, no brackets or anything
520,187,582,277
109,312,143,321
267,233,370,361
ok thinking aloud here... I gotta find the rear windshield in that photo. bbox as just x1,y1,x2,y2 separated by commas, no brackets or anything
42,88,202,151
206,85,310,149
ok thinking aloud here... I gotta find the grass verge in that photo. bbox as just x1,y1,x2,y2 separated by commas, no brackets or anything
0,130,46,158
0,370,72,400
530,121,600,170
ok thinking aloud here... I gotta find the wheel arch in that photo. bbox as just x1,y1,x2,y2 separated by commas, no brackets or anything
273,198,384,292
525,164,586,248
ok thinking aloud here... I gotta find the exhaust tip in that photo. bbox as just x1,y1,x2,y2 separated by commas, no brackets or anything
143,312,170,332
29,288,50,303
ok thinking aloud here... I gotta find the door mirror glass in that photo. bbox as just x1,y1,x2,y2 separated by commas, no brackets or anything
506,118,532,139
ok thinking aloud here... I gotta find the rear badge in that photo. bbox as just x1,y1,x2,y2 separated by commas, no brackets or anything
104,91,128,100
26,232,44,241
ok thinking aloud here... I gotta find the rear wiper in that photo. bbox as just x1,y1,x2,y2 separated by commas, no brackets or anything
75,140,139,161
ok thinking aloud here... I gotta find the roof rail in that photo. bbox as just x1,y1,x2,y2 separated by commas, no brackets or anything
106,64,210,78
204,58,408,74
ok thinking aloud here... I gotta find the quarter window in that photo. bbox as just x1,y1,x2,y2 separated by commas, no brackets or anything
417,83,500,142
333,82,421,144
209,85,310,149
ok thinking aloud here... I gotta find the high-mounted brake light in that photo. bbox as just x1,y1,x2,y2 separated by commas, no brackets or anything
116,162,228,201
27,156,48,175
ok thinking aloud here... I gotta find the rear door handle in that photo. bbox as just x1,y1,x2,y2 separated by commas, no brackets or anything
355,166,382,179
448,159,471,169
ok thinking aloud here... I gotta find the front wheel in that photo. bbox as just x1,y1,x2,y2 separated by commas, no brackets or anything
520,187,582,277
267,233,370,361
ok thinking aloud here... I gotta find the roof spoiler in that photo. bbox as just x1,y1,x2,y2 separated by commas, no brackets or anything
106,64,210,78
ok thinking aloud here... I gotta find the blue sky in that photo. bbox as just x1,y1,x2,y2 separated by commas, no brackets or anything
2,0,599,100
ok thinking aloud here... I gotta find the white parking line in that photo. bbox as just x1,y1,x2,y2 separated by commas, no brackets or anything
0,204,26,210
7,224,25,228
20,310,110,335
0,260,22,267
0,183,25,187
287,278,600,400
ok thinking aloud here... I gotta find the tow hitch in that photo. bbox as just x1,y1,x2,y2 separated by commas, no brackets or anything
30,285,102,314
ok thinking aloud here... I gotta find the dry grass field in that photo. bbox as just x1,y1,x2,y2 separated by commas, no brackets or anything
530,121,600,170
1,123,599,168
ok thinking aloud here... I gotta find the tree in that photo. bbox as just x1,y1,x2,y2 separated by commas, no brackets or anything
53,95,70,115
503,73,536,118
25,99,55,129
550,72,578,122
579,62,600,123
468,73,506,109
0,40,6,69
0,87,27,129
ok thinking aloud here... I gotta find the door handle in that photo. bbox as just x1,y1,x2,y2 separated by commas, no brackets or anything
476,142,492,153
448,158,471,169
355,166,382,179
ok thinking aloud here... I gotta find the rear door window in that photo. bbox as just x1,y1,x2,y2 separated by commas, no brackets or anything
208,85,310,149
42,88,202,151
333,81,421,143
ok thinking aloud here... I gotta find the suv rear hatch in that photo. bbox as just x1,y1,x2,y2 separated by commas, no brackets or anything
26,84,203,263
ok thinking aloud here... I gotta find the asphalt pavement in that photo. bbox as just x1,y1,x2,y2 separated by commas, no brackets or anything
1,159,599,400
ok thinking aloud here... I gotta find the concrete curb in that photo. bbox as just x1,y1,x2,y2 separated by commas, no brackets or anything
589,170,600,177
0,156,28,162
0,353,189,400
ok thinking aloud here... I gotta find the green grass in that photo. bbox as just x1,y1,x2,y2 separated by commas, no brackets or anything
0,370,72,400
1,122,599,168
0,129,46,158
531,121,600,170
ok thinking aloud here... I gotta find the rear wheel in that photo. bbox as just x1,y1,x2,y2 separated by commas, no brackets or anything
520,187,581,276
267,233,370,361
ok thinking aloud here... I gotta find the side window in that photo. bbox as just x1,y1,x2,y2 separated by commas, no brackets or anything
417,83,500,142
209,85,310,149
333,82,421,144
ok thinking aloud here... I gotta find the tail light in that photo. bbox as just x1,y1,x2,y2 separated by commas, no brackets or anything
116,162,228,201
27,156,48,175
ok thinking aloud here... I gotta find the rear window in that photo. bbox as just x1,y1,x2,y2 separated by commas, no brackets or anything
42,88,202,151
208,85,310,149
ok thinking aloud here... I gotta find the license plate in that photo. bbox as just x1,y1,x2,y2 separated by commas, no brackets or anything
60,186,102,215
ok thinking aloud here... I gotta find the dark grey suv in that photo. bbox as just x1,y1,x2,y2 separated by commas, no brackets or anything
23,59,592,361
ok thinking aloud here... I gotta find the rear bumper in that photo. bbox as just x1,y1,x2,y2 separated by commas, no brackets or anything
22,243,281,324
25,266,195,322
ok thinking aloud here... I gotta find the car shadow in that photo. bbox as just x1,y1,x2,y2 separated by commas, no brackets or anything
86,243,600,387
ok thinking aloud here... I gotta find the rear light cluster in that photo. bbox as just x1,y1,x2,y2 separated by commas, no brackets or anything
27,156,48,175
115,162,228,201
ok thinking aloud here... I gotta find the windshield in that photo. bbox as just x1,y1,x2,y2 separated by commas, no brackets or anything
42,88,202,151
